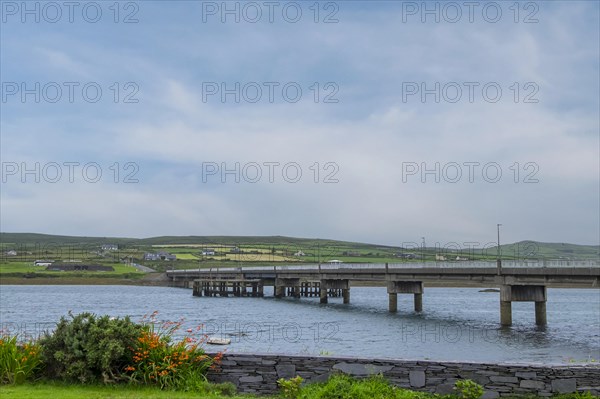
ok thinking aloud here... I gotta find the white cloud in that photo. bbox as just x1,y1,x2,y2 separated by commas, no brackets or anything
1,1,598,245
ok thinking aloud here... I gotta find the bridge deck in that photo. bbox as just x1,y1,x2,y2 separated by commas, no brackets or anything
167,261,600,288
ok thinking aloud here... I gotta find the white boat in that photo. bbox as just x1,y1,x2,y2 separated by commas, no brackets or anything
207,336,231,345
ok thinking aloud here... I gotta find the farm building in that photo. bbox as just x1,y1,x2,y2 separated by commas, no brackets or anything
34,260,54,267
45,264,114,272
144,251,176,261
101,244,118,251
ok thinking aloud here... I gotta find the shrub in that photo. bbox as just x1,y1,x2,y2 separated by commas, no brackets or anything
124,311,218,391
0,334,42,384
298,373,416,399
278,376,304,399
454,379,484,399
554,394,597,399
38,312,142,383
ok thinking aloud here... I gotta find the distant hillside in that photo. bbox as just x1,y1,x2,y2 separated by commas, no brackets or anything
1,233,598,260
495,241,599,260
0,233,373,247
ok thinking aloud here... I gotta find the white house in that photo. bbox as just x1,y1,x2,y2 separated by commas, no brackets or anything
34,260,53,267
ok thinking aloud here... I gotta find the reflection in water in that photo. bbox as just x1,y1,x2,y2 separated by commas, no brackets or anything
0,285,598,363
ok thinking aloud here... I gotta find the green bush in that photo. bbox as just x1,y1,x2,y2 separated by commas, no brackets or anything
38,312,142,383
297,373,431,399
0,334,42,384
553,394,597,399
278,376,304,399
454,379,484,399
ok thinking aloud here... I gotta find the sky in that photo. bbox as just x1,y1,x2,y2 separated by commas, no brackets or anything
0,0,599,247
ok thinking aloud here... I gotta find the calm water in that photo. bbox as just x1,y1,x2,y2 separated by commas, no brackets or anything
1,285,598,364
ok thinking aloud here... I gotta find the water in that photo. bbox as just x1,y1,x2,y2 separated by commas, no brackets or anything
1,285,598,364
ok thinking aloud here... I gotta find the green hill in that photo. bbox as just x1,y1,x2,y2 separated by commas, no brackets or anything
1,233,598,260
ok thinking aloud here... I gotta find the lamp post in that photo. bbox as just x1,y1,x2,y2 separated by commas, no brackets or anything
497,224,502,275
421,237,425,265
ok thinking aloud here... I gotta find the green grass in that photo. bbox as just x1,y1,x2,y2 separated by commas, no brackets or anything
1,376,595,399
2,234,597,274
0,382,255,398
0,262,144,279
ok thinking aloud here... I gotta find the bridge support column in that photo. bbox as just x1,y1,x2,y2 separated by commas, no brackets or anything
388,293,398,312
500,285,547,326
320,280,350,304
535,301,547,325
275,286,284,299
275,278,300,299
500,301,512,326
257,283,264,297
320,287,328,303
387,281,423,312
414,293,423,312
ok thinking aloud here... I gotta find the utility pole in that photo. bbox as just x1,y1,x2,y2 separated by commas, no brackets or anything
317,239,322,273
497,224,502,275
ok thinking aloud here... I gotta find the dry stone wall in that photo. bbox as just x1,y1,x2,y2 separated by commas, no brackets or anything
207,353,600,397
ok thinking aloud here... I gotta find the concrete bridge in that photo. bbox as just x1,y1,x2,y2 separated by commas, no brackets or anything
166,260,600,326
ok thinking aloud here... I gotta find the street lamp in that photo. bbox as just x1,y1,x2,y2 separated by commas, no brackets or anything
421,237,425,265
497,224,502,275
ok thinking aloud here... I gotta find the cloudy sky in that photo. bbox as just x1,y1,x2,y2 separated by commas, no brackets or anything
1,1,598,247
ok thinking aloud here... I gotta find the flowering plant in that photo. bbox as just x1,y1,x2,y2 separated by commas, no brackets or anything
125,311,222,390
0,333,42,384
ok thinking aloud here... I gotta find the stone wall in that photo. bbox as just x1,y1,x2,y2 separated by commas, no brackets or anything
207,353,600,397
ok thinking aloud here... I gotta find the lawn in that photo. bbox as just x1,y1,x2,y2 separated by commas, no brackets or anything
0,262,144,279
0,383,255,399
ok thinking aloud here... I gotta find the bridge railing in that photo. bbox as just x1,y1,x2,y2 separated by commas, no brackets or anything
167,259,599,276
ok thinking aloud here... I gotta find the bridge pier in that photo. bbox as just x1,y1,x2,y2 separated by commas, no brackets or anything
535,301,547,325
320,286,328,304
275,278,301,299
388,293,398,312
500,300,512,325
414,292,423,312
193,278,263,297
387,281,424,312
275,285,284,299
500,285,547,326
319,279,350,304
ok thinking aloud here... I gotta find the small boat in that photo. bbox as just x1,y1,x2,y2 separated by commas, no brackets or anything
479,288,500,293
207,337,231,345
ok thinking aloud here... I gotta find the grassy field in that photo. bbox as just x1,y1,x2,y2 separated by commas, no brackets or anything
0,261,144,280
0,383,254,399
1,233,597,279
